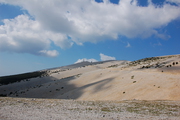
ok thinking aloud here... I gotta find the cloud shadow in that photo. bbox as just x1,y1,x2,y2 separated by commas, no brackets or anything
0,74,114,100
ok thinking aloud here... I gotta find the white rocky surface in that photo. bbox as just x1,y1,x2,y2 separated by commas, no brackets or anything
0,97,180,120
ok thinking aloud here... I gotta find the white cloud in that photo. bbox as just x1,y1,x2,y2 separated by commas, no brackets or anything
0,15,72,55
0,15,49,53
75,58,98,63
166,0,180,5
75,53,116,63
126,42,131,48
153,41,162,47
100,53,116,61
0,0,180,56
39,50,59,57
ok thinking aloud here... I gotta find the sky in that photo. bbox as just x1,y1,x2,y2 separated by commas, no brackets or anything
0,0,180,76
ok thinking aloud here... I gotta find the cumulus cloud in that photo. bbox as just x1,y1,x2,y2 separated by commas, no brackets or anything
75,58,98,63
0,14,72,56
100,53,116,61
39,50,59,57
0,0,180,56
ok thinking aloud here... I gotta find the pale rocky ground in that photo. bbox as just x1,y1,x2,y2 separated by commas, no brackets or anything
0,97,180,120
0,54,180,119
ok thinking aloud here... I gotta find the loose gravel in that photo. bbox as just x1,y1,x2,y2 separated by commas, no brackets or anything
0,97,180,120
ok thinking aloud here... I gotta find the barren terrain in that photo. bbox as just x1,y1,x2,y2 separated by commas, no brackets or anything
1,97,180,120
0,54,180,119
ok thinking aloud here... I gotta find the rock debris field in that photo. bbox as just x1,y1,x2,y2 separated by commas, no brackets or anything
0,97,180,120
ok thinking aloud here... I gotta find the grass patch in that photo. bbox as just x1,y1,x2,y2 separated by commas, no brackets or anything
125,101,180,116
107,64,118,68
101,107,111,112
86,107,93,111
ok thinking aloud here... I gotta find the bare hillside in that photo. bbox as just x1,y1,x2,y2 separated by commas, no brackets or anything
0,55,180,100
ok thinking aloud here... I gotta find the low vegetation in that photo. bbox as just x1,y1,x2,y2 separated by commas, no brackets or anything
0,71,46,85
107,64,118,68
128,56,164,67
125,100,180,116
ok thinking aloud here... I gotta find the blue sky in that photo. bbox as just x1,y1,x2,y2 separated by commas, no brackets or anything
0,0,180,76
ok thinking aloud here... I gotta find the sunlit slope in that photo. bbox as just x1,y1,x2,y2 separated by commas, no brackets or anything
0,55,180,100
